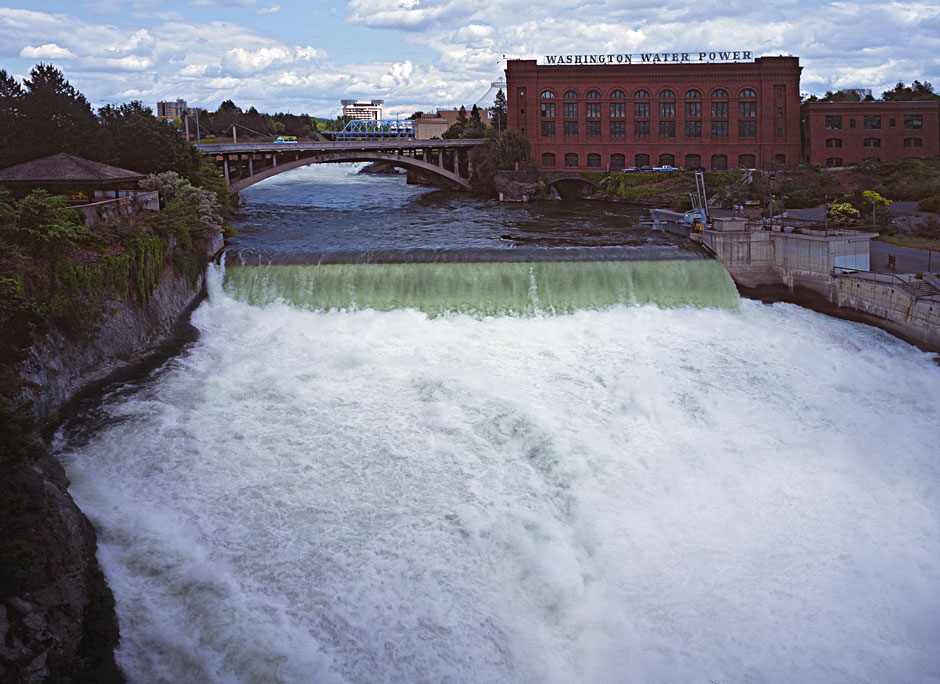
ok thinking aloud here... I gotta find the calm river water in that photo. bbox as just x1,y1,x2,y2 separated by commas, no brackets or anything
58,164,940,684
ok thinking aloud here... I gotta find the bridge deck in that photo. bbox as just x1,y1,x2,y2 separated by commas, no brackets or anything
196,139,481,154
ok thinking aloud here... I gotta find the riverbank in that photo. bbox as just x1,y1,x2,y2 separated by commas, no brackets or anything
1,186,222,682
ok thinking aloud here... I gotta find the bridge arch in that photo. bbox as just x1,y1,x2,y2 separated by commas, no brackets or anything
197,141,481,195
540,171,599,199
228,150,471,193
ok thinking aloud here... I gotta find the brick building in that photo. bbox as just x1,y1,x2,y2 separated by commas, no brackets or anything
506,56,803,171
801,101,940,167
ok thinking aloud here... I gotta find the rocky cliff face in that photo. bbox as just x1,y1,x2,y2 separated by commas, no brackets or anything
2,260,206,684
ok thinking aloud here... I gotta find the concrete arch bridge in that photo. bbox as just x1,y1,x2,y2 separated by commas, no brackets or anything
195,140,483,194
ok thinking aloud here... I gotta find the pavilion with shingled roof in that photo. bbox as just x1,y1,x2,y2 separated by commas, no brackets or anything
0,153,146,202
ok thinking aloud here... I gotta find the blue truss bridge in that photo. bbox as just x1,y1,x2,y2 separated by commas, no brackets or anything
325,118,416,141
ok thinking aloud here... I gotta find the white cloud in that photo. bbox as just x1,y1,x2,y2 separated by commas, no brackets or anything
19,43,76,59
346,0,471,30
192,0,256,7
2,0,939,119
222,46,293,75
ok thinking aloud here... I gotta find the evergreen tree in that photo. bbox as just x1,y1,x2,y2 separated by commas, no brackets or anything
0,70,24,168
493,89,508,132
17,64,103,161
881,80,939,101
97,101,202,181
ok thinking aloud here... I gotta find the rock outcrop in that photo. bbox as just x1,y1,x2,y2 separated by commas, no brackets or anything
2,258,206,683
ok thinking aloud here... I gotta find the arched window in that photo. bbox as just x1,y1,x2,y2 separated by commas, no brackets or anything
775,154,786,165
635,89,650,98
541,152,556,168
659,153,676,167
712,88,729,98
826,157,843,167
587,153,602,168
564,153,579,168
684,154,702,169
540,90,555,99
635,153,650,168
711,154,728,170
611,153,626,169
586,90,601,98
738,154,756,168
826,138,842,148
660,89,675,99
685,89,701,98
610,90,626,99
739,88,757,98
564,90,578,99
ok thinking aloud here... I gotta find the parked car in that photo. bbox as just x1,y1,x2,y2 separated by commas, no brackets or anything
653,165,678,172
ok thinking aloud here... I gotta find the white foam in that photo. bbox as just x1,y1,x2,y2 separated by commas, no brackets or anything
59,287,940,684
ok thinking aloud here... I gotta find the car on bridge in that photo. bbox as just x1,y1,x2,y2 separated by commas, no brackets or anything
274,136,298,144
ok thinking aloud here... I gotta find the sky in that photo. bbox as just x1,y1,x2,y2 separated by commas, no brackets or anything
1,0,939,119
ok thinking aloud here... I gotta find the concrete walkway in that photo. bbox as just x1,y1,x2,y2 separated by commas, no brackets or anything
870,241,939,274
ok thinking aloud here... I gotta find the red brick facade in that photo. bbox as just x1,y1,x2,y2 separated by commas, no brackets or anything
506,57,803,171
801,101,940,167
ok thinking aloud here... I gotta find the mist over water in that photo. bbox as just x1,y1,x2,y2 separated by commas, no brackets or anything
58,165,940,683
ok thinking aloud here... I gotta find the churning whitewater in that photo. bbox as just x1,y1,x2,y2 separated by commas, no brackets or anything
57,165,940,684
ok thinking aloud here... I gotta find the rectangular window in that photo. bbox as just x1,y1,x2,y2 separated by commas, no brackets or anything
863,138,881,148
586,102,601,118
540,103,554,118
739,121,757,138
776,87,783,97
635,121,650,138
685,102,701,118
635,102,650,117
777,127,783,138
825,115,842,130
889,118,896,127
711,102,728,117
904,137,923,148
826,138,842,148
739,101,757,117
904,114,923,129
659,102,675,117
610,102,625,118
540,120,555,138
711,120,729,138
610,121,626,138
777,106,783,117
586,121,601,138
864,115,881,129
659,120,676,138
564,121,578,138
563,103,578,118
849,119,856,128
684,120,702,137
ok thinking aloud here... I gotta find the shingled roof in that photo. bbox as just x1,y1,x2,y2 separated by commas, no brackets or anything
0,153,145,183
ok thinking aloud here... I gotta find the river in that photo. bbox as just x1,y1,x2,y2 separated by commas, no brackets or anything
57,164,940,684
